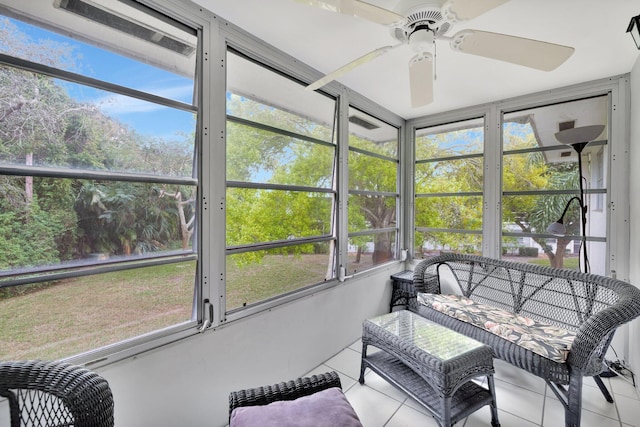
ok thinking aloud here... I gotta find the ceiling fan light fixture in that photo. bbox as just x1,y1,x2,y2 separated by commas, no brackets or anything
409,26,435,52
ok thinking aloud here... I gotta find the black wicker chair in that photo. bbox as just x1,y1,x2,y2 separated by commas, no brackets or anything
0,360,114,427
410,254,640,427
229,371,343,422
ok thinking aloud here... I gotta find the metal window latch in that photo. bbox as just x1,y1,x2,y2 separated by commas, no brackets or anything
339,266,354,282
198,299,213,332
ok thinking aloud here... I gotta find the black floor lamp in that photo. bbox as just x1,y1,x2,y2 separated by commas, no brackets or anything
546,124,605,273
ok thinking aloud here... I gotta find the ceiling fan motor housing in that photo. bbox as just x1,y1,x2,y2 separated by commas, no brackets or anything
392,5,452,44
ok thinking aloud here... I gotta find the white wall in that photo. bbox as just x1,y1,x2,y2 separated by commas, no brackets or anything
629,54,640,382
96,268,394,427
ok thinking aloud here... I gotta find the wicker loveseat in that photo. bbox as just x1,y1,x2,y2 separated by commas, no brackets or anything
408,254,640,427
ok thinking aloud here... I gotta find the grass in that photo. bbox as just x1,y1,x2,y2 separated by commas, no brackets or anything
225,253,333,310
527,256,580,269
1,252,577,361
0,262,195,361
0,254,339,361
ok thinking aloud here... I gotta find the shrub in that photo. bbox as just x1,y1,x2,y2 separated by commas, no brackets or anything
518,247,539,257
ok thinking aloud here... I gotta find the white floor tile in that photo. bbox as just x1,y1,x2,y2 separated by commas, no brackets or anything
492,359,546,394
402,395,431,416
360,370,408,403
303,363,358,391
610,376,640,400
615,393,640,426
544,380,619,419
384,404,440,427
344,383,403,427
323,347,363,380
492,379,544,424
464,405,538,427
350,339,363,353
543,395,621,427
318,339,639,427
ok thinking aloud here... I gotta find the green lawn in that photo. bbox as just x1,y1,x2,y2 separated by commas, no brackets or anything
0,262,195,361
0,252,581,361
0,254,335,361
527,257,580,269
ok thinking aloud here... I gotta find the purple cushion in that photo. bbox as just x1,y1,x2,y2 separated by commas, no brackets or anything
230,387,363,427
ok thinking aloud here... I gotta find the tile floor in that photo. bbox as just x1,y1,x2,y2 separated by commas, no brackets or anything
304,340,640,427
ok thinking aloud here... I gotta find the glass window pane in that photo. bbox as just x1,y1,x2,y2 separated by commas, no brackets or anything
225,49,337,311
349,151,396,192
348,107,398,158
415,158,483,193
226,188,333,246
415,232,482,258
227,52,335,143
502,194,606,238
503,97,608,151
0,261,196,360
226,122,335,187
226,247,332,310
415,118,484,160
0,9,197,101
502,96,609,269
348,195,396,232
503,152,579,192
500,238,606,276
0,72,196,176
415,196,483,230
347,231,397,274
0,177,195,273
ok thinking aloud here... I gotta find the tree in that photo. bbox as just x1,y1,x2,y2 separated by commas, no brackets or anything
225,94,336,267
159,188,195,250
347,145,397,263
0,18,85,200
502,122,580,268
414,128,483,254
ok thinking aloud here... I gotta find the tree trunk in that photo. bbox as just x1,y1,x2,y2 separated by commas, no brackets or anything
160,189,194,250
25,152,33,202
551,238,572,268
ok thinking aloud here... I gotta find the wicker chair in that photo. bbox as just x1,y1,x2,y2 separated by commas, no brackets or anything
409,253,640,427
0,360,114,427
229,371,342,421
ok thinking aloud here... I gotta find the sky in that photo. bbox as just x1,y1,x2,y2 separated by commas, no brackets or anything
7,16,196,141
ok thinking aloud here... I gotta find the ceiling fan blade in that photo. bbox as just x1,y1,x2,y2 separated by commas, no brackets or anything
450,30,574,71
307,44,401,91
409,54,433,108
295,0,403,25
442,0,509,21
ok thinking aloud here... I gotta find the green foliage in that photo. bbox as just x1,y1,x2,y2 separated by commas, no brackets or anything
0,201,61,270
75,181,183,256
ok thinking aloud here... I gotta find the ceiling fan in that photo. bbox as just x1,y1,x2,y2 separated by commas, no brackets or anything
299,0,575,107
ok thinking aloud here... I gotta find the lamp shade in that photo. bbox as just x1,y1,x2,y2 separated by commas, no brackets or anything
546,221,567,236
554,125,605,146
628,14,640,49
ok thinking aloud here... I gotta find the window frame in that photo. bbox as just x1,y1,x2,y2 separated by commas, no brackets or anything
346,106,401,275
500,96,610,268
223,48,340,316
407,76,630,282
412,116,486,258
0,0,211,367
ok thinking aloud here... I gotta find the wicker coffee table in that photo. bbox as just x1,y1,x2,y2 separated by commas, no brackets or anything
360,310,500,427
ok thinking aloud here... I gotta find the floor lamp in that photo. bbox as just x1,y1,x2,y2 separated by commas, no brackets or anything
546,124,605,273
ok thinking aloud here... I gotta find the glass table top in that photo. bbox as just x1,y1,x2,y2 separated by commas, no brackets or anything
367,310,486,361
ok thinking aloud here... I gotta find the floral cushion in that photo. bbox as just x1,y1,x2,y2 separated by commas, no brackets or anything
417,293,576,363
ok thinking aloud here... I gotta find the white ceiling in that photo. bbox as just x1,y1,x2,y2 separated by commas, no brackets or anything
194,0,640,120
